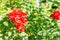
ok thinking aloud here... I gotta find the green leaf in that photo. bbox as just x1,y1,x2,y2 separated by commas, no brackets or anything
3,21,8,26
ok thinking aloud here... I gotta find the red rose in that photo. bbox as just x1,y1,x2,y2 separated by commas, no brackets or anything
7,8,28,32
50,11,60,20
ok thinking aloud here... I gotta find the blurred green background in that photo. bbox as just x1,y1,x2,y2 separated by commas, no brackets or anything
0,0,60,40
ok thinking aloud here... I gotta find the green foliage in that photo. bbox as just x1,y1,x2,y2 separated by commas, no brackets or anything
0,0,60,40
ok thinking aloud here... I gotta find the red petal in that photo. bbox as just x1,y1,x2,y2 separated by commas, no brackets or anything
19,18,27,23
50,14,54,18
15,24,25,32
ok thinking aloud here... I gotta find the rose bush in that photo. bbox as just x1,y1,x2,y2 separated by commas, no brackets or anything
0,0,60,40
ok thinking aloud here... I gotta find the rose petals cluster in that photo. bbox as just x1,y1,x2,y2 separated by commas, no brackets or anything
7,8,28,32
50,11,60,20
